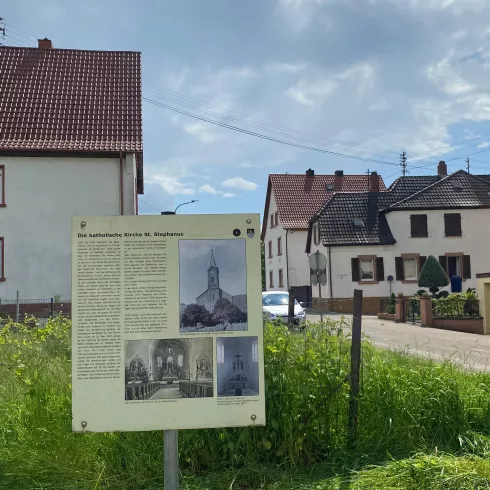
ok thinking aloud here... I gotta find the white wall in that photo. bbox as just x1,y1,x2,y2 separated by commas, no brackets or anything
0,154,137,300
263,190,313,291
310,208,490,299
264,189,287,290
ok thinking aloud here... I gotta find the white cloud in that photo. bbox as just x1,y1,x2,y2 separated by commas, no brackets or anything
182,122,221,143
477,141,490,148
221,177,259,191
222,192,235,198
286,78,338,106
147,175,196,196
199,183,221,194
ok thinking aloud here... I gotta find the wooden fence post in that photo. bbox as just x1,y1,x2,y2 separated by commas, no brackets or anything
348,289,363,447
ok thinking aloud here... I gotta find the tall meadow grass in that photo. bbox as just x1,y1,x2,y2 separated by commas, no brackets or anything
1,316,490,489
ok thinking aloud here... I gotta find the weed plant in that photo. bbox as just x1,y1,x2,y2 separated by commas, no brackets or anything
1,315,490,489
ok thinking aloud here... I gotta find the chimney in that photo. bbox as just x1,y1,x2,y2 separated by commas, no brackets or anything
369,171,380,193
437,160,447,177
38,38,53,49
334,170,343,191
306,168,314,177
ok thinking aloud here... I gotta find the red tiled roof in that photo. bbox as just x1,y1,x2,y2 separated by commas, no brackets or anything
0,46,142,154
262,173,387,236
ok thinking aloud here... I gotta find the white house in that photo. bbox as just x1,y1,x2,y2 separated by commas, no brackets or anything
306,162,490,313
0,39,143,300
260,168,386,304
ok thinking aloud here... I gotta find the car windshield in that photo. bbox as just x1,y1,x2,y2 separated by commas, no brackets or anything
262,293,298,306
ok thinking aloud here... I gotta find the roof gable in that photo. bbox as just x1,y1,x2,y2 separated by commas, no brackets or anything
0,46,142,155
308,172,490,249
385,171,490,211
265,173,386,232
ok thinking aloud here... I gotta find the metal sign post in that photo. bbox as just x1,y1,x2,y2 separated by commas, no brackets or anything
309,251,327,322
164,430,179,489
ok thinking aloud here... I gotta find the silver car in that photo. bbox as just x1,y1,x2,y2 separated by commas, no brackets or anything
262,291,306,325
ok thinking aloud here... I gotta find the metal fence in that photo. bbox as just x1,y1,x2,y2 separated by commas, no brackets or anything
432,298,480,319
0,298,71,322
404,297,421,323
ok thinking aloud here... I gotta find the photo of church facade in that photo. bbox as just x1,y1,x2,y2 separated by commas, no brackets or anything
124,338,213,400
179,239,248,333
217,336,259,397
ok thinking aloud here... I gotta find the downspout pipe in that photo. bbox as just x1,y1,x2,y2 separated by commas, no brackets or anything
285,229,290,290
328,245,333,299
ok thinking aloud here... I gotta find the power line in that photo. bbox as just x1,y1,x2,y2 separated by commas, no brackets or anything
143,82,400,160
143,96,401,168
138,198,161,213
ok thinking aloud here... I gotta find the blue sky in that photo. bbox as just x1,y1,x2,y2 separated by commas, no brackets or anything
4,0,490,217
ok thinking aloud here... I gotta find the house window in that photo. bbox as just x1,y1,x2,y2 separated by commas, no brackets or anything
313,222,320,245
277,237,282,256
0,165,4,207
403,257,418,280
439,254,471,280
278,269,284,288
269,270,274,288
268,241,273,258
274,212,279,227
360,258,374,281
0,237,4,281
395,255,425,282
351,256,384,283
410,214,427,238
444,213,462,237
270,213,275,228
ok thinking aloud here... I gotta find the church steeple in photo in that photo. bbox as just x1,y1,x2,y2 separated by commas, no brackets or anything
208,248,220,290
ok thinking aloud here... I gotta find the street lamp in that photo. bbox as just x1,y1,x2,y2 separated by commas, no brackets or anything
161,200,198,215
175,200,198,213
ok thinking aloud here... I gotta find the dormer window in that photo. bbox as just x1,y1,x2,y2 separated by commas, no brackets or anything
353,219,364,228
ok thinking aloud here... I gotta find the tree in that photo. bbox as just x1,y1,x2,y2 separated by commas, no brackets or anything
418,255,449,297
181,304,212,328
212,298,247,326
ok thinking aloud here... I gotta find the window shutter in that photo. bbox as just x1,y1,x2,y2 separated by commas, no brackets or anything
351,258,360,282
444,213,462,237
419,256,427,274
463,255,471,279
376,257,384,281
395,257,404,281
439,256,448,274
410,215,428,238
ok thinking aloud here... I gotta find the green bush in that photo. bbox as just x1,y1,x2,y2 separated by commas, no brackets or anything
1,316,490,489
418,255,449,297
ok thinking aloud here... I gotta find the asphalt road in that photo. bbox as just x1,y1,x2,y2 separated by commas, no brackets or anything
306,312,490,372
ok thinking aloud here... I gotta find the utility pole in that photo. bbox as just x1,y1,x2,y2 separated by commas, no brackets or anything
400,151,407,177
466,157,470,174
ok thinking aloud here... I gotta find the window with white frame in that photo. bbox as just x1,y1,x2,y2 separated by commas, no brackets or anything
360,258,374,281
403,257,418,281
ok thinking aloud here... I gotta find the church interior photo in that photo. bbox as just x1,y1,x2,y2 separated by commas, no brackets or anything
217,336,259,397
124,338,213,400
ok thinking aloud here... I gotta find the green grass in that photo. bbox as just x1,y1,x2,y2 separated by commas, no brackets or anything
1,316,490,489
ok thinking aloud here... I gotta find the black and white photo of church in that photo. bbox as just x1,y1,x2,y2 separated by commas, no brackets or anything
179,238,248,333
124,338,213,401
217,336,259,397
